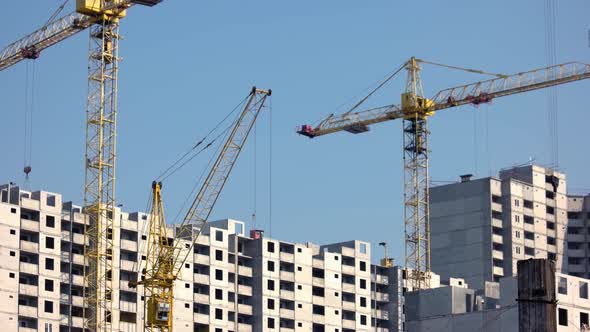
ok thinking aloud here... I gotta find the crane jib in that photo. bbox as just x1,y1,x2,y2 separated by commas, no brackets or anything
299,61,590,137
0,0,165,71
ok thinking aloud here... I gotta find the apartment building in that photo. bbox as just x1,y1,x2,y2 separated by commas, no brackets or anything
498,165,569,276
0,183,394,332
429,164,578,290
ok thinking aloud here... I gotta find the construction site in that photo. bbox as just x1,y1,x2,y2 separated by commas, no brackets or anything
0,1,589,332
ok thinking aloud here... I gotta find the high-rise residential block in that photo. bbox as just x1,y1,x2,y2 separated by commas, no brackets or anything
0,183,395,332
429,164,582,290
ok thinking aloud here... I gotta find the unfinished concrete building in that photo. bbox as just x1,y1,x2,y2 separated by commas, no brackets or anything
405,268,590,332
565,194,590,278
0,183,395,332
429,164,590,290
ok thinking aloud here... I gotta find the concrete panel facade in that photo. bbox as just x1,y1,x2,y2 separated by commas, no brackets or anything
430,164,585,292
0,183,396,332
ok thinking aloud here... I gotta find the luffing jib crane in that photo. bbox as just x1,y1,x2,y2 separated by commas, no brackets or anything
132,87,272,332
298,57,590,290
1,2,162,331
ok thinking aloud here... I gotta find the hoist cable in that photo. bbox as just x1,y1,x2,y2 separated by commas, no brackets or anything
171,119,235,225
23,63,29,173
544,0,559,168
44,0,70,28
23,61,36,181
155,95,249,181
310,62,409,127
158,118,238,183
252,113,257,229
473,109,478,176
29,62,35,170
268,96,273,237
485,104,491,177
416,58,508,78
344,61,407,115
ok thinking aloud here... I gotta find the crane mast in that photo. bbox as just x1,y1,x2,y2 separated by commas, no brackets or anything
142,181,173,332
137,87,272,332
1,2,162,331
298,58,590,290
82,12,122,332
402,58,432,289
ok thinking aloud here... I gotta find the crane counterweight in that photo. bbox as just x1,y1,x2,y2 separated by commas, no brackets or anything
297,124,316,137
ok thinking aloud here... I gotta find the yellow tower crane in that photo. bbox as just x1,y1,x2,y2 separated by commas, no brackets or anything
1,2,162,331
131,87,272,332
298,58,590,290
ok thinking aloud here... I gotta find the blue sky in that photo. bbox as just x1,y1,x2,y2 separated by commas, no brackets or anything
1,1,589,263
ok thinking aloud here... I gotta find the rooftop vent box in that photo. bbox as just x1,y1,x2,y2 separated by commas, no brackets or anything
460,174,473,183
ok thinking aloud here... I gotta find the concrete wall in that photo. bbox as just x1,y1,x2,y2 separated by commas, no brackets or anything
565,194,590,279
430,164,575,293
430,178,494,290
407,271,590,332
406,286,478,320
406,307,518,332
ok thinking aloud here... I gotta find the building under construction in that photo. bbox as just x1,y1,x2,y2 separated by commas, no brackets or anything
1,1,590,332
0,183,400,332
430,164,590,291
7,174,590,332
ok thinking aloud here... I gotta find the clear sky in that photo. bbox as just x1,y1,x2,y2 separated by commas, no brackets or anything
1,1,589,263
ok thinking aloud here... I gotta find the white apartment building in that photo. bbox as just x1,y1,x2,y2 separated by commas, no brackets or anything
430,164,574,290
0,183,394,332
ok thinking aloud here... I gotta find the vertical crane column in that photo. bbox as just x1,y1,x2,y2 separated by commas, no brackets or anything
143,181,174,332
402,58,431,290
83,16,120,332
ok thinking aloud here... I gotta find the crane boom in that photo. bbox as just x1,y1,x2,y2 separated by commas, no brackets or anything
0,0,165,71
137,87,272,332
299,61,590,138
432,61,590,110
171,87,272,273
0,12,91,71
